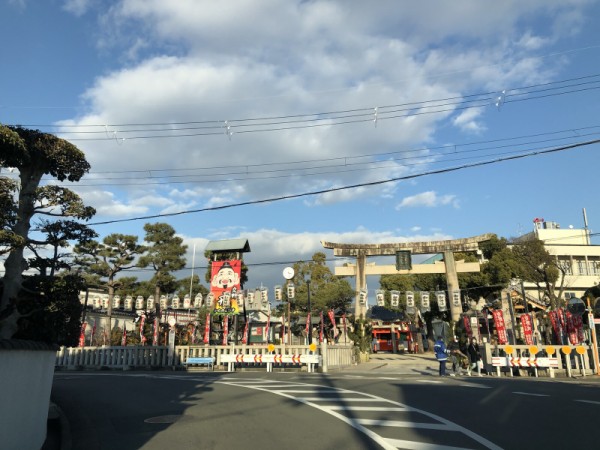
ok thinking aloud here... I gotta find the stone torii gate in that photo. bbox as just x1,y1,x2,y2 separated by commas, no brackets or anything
321,233,493,321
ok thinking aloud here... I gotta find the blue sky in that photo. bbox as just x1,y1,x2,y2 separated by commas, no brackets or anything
2,0,600,295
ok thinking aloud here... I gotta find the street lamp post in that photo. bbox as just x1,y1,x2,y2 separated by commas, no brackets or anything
307,279,312,345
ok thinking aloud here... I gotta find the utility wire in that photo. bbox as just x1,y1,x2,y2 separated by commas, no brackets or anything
85,137,600,226
11,73,600,141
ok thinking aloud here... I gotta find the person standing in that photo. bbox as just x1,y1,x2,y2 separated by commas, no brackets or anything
434,336,448,376
447,335,464,376
467,337,482,376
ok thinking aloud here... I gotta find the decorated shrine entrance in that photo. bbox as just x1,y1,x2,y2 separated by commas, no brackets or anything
321,234,493,321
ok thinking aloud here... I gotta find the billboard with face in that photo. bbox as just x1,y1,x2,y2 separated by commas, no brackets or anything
210,260,241,315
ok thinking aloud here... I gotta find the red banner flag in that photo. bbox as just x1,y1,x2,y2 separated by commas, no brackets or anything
139,314,146,345
319,311,324,343
221,316,229,345
520,314,534,345
79,322,87,348
242,318,251,344
152,317,159,346
566,311,579,345
265,314,271,344
574,314,585,343
90,320,97,346
204,313,211,344
548,310,561,341
491,310,508,344
327,310,338,338
121,324,127,346
305,312,311,341
463,315,472,338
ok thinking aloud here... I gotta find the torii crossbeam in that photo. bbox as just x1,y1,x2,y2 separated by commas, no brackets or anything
322,233,494,321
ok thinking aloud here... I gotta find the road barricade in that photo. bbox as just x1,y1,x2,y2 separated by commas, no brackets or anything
221,353,321,372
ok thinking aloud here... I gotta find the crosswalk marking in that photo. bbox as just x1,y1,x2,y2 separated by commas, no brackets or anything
218,379,503,450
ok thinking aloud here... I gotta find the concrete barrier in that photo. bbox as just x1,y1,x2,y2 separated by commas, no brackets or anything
0,340,57,450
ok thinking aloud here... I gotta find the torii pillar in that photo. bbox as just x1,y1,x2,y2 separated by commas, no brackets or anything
322,234,493,322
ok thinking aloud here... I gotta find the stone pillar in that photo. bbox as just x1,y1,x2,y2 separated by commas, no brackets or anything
355,251,367,318
444,250,461,322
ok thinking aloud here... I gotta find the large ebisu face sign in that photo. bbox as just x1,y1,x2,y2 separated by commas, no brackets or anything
210,260,242,315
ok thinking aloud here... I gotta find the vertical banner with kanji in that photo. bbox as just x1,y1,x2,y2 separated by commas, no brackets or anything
265,314,271,344
139,314,146,345
463,315,473,338
210,260,242,315
305,312,311,342
90,320,97,346
327,309,338,338
203,313,211,344
242,318,251,344
548,310,562,342
319,311,324,343
566,311,579,344
121,325,127,346
152,317,159,346
520,314,534,345
79,322,87,348
491,310,508,344
221,316,229,345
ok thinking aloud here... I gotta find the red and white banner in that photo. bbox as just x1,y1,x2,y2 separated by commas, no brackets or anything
121,325,127,346
90,320,97,346
203,313,211,344
242,318,251,344
319,311,324,343
152,317,159,346
190,324,196,344
520,314,534,345
491,310,508,345
139,315,147,345
79,322,87,347
265,314,271,343
549,310,561,341
566,311,579,345
327,310,338,338
463,315,473,338
305,312,311,339
221,316,229,345
574,314,585,343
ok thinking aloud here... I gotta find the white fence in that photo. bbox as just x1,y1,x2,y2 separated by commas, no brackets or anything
55,343,354,373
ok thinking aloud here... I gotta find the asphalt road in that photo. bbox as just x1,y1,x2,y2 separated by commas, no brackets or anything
48,369,600,450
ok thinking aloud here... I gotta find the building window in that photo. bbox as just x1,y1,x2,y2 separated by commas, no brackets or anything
558,258,572,275
577,259,588,276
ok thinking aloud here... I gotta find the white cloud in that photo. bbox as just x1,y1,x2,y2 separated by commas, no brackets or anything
63,0,94,16
453,107,486,134
396,191,459,209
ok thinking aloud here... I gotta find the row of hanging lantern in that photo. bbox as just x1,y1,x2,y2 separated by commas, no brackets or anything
86,283,302,312
88,293,209,311
363,289,462,313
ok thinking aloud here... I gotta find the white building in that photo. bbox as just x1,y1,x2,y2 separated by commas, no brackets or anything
515,217,600,302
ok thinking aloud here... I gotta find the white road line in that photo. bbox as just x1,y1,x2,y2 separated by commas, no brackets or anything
574,399,600,405
273,389,342,394
219,380,503,450
384,438,474,450
357,418,455,430
327,406,407,412
295,397,385,402
417,379,443,384
512,392,549,397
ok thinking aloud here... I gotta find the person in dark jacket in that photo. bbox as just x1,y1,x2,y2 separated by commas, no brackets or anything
467,337,482,375
433,336,448,376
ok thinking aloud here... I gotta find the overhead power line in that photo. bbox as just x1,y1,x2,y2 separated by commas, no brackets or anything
85,137,600,226
10,73,600,141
